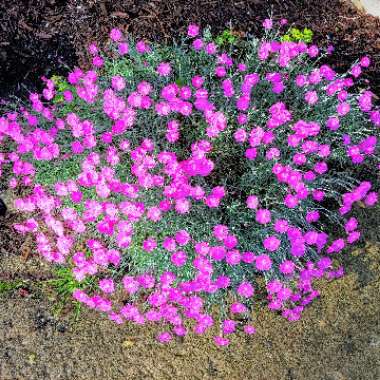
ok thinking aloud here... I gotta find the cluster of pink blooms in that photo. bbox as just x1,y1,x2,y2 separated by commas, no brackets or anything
1,21,379,346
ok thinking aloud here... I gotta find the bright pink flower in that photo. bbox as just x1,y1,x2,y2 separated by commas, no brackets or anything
244,325,256,335
256,209,271,224
246,195,259,209
156,62,172,77
110,28,122,41
279,260,295,275
214,336,230,346
175,230,191,246
205,42,217,55
263,236,281,252
192,38,204,50
262,19,273,30
225,249,241,265
237,281,254,298
230,302,248,314
157,331,172,343
187,24,200,37
255,254,272,271
171,250,187,267
143,237,157,252
99,278,115,294
118,42,129,55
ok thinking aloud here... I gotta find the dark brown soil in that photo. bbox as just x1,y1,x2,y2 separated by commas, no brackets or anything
1,0,380,100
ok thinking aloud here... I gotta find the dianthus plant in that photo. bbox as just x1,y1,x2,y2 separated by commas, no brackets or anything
2,19,379,346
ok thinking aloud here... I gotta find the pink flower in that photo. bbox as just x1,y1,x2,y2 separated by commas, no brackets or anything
88,43,98,55
99,278,115,294
365,192,378,206
225,249,241,265
263,236,281,252
245,148,257,160
246,195,259,209
136,41,149,54
143,237,157,252
175,230,191,246
360,56,371,67
337,102,350,116
156,62,172,77
222,319,237,334
279,260,295,275
118,42,129,55
122,276,139,294
205,42,217,55
210,246,226,261
215,66,226,77
92,56,104,67
111,75,126,91
110,28,122,41
191,75,204,88
237,281,254,298
224,235,238,249
192,38,204,50
255,254,272,271
213,224,229,240
171,250,187,267
351,65,362,78
256,209,271,224
214,336,230,346
263,19,273,30
187,24,200,37
157,331,172,343
230,302,248,314
305,90,318,105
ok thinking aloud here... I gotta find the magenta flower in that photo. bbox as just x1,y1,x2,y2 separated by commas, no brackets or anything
262,19,273,30
156,62,172,77
157,331,172,343
279,260,295,275
256,209,271,224
118,42,129,55
171,250,187,267
214,336,230,346
99,278,115,294
237,282,254,298
205,42,217,55
110,28,122,41
263,236,281,252
255,254,272,271
192,38,204,50
187,24,200,37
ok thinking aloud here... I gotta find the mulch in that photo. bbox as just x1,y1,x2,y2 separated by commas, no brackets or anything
0,0,380,100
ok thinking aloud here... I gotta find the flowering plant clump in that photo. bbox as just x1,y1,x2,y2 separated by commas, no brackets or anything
1,20,379,346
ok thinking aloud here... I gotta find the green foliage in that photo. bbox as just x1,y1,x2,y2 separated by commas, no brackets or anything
0,280,25,295
51,75,71,104
34,154,82,186
47,266,95,318
215,29,238,46
281,27,313,43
